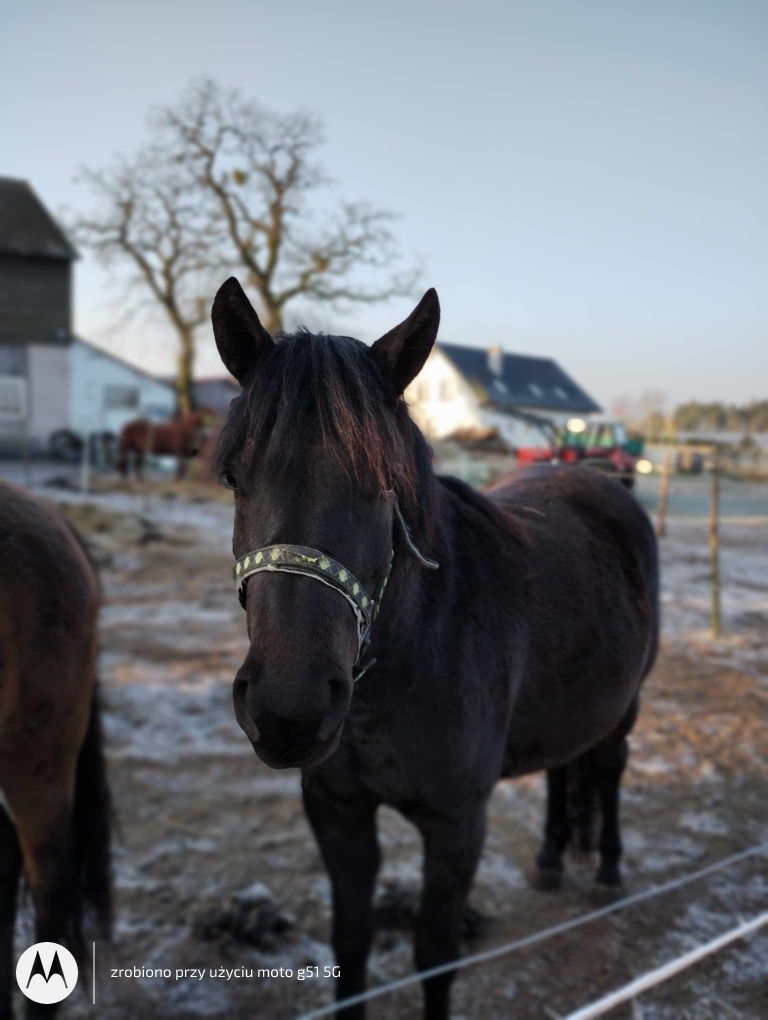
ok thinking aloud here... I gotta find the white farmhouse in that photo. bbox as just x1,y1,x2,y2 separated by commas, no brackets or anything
405,342,601,447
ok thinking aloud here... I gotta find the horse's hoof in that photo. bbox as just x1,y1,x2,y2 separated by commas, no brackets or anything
590,877,625,903
530,866,563,891
594,861,623,886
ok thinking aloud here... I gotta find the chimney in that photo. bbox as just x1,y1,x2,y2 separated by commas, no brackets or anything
487,345,503,377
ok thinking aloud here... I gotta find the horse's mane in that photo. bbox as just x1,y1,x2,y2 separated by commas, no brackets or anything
215,330,435,527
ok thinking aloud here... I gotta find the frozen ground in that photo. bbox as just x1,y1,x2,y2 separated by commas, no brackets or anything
3,473,766,1019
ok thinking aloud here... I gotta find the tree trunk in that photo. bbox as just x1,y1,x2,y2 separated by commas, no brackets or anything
176,328,196,415
259,295,283,335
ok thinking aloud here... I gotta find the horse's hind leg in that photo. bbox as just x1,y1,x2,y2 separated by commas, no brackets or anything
591,735,629,890
591,698,638,891
10,770,78,932
534,765,569,888
569,751,596,855
0,806,21,1020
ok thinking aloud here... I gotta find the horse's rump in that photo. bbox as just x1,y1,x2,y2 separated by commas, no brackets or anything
0,480,111,962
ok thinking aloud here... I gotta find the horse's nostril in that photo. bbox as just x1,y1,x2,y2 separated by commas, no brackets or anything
233,677,261,742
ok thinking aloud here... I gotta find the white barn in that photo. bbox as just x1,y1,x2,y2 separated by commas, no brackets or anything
0,178,177,454
0,178,74,452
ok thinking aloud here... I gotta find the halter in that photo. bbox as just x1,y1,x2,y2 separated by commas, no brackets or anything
232,497,438,681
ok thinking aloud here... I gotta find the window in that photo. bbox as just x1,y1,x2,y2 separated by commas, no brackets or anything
439,378,454,401
553,385,568,399
527,382,544,398
0,346,27,376
104,384,140,410
0,377,26,419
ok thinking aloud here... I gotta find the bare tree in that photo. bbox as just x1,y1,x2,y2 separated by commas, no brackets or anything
157,79,419,334
72,80,418,410
72,152,211,414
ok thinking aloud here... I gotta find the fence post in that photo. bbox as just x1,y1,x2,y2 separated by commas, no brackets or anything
709,448,721,639
657,452,672,538
80,431,90,495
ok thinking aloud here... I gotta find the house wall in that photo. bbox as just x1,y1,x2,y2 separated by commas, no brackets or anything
69,341,176,436
404,348,483,439
0,256,71,343
0,372,28,450
27,343,70,443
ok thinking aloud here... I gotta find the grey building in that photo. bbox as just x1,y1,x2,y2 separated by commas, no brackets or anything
0,178,76,451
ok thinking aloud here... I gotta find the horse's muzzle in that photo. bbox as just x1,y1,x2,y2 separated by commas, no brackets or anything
232,666,350,769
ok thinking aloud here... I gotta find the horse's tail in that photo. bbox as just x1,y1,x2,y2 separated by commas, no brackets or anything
71,680,113,952
566,752,596,854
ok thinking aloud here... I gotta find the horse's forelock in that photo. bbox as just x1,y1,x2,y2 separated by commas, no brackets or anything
215,331,429,518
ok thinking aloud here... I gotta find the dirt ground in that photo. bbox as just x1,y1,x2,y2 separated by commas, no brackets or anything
10,477,768,1019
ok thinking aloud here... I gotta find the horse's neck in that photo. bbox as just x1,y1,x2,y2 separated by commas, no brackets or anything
369,476,515,668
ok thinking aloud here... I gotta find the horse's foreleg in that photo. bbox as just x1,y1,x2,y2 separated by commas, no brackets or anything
415,809,486,1020
534,765,570,888
303,786,380,1019
0,806,21,1020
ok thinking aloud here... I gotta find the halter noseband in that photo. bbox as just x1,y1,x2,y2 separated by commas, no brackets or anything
232,497,438,682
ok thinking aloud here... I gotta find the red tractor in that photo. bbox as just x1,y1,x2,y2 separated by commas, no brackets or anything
515,418,643,489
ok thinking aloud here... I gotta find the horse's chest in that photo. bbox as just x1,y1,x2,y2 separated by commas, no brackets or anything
343,705,406,799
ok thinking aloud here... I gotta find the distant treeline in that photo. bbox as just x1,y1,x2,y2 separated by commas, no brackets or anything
633,400,768,441
671,400,768,433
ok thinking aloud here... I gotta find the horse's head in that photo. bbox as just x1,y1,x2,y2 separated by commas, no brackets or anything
212,278,440,768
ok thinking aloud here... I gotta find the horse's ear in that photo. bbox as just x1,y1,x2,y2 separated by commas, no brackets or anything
212,277,274,384
370,289,440,394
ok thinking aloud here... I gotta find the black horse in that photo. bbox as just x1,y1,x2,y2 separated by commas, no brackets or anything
212,279,659,1019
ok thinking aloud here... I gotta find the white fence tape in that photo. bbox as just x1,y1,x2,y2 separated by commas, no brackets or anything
298,843,767,1019
563,911,768,1019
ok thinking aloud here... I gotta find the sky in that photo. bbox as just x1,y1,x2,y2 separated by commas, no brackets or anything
2,0,766,410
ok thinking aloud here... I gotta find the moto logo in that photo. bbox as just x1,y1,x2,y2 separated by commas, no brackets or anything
16,942,78,1005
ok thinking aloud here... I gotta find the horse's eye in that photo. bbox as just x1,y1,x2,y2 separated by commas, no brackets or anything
220,469,238,492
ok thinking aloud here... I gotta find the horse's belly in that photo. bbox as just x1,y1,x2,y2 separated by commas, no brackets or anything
502,668,641,778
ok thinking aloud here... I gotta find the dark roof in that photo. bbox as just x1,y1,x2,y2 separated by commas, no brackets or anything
0,178,77,260
439,342,601,415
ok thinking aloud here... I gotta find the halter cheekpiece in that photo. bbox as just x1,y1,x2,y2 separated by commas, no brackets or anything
232,497,438,682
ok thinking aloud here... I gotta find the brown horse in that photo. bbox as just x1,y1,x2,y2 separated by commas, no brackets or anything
117,410,209,480
0,481,111,1018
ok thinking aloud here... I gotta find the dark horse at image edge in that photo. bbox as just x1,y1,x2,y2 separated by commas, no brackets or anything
212,278,659,1019
0,482,111,1019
